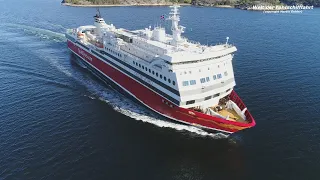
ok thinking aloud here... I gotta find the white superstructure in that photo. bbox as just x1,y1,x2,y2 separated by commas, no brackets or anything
66,5,237,109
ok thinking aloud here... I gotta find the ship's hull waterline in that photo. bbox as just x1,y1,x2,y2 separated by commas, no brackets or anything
67,40,255,134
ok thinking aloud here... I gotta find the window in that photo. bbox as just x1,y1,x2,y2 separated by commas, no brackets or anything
142,66,144,70
145,68,148,72
164,77,167,81
156,73,158,77
152,71,155,75
182,81,189,86
190,80,196,85
139,64,141,68
213,93,220,98
168,79,171,83
213,75,217,80
173,81,175,86
186,100,195,105
226,88,231,92
133,61,135,65
224,71,228,76
217,74,222,79
149,69,151,73
205,96,212,100
206,77,210,82
160,75,162,79
200,78,206,83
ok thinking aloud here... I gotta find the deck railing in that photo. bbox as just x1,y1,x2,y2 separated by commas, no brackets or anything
229,90,255,124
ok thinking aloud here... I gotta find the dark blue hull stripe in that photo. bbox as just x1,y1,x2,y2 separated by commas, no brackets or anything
67,38,180,102
96,50,180,96
71,49,180,105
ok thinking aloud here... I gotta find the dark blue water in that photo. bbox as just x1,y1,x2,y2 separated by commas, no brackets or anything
1,0,320,179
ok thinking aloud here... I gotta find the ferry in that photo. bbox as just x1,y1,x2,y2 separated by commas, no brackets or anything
65,5,256,134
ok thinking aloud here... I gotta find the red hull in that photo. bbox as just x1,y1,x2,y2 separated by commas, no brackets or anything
67,40,256,133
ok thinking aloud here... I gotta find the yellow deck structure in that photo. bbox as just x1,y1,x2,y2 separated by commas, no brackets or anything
211,105,246,123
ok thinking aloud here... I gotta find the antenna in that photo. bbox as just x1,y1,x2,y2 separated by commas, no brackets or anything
96,8,101,17
226,37,229,45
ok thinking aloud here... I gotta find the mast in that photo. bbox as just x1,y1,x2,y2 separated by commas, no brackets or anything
168,5,185,46
94,8,106,36
96,8,101,18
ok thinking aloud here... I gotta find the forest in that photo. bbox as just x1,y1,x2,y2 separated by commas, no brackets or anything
63,0,320,6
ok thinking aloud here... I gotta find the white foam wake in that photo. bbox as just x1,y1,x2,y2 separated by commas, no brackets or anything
3,23,66,42
80,79,228,139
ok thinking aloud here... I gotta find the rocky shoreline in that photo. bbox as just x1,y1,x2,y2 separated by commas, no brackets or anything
61,1,191,7
61,1,317,10
61,2,236,8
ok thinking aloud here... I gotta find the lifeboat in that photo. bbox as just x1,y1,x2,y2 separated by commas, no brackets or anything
77,32,84,38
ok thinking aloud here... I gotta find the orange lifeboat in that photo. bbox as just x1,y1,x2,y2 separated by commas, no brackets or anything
77,32,84,38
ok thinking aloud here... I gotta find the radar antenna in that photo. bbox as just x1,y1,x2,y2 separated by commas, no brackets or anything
168,5,185,46
96,8,101,18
